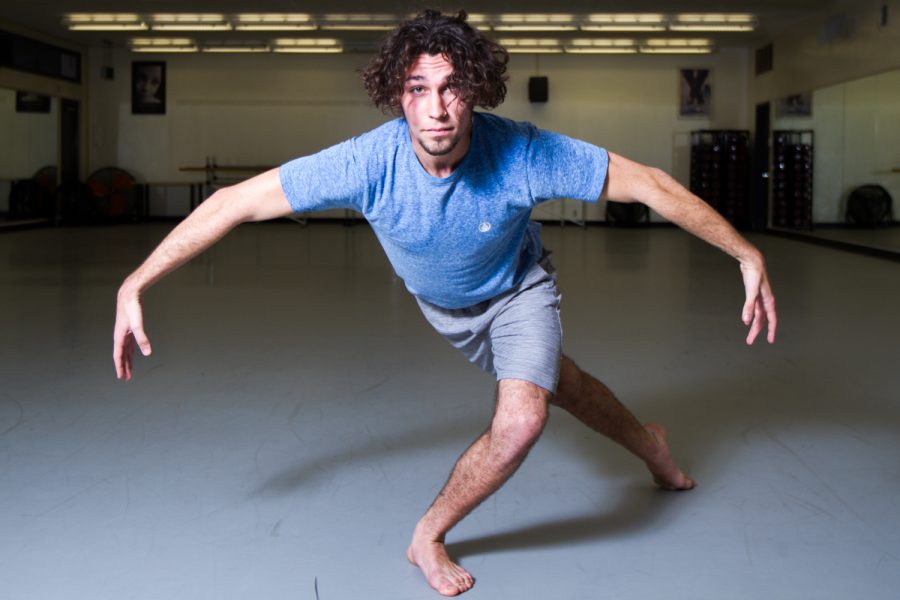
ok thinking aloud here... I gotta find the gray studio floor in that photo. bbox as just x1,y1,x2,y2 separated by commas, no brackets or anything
1,222,899,600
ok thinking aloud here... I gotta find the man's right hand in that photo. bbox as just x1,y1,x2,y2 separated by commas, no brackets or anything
113,286,152,381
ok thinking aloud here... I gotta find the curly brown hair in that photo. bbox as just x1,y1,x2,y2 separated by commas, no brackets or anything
361,10,509,115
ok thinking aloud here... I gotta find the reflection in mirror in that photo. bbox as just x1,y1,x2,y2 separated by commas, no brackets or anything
0,88,59,226
772,69,900,254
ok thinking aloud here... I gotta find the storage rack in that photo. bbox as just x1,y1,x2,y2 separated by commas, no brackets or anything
690,130,752,229
771,130,814,229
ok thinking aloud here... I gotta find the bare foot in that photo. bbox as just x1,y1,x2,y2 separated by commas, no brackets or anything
407,535,475,596
643,423,695,490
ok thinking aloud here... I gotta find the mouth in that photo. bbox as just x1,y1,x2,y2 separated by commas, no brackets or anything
425,127,453,136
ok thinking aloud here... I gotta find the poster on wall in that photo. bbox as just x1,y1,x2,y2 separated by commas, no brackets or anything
776,92,813,117
15,91,51,113
132,61,166,115
679,68,711,117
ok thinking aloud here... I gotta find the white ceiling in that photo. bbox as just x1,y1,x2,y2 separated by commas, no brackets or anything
0,0,845,50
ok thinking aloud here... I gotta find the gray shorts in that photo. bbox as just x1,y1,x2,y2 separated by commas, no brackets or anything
416,254,563,393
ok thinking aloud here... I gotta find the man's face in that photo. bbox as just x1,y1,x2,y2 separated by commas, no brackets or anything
400,53,473,165
136,66,162,101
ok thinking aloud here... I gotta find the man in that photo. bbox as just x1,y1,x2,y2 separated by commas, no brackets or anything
114,10,776,597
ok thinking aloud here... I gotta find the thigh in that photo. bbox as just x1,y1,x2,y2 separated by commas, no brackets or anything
416,296,496,374
490,269,563,394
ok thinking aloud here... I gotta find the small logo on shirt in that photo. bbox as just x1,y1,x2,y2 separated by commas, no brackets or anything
479,222,492,233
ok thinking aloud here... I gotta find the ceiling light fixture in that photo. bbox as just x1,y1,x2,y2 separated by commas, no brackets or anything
66,13,147,31
234,14,316,31
494,14,577,32
565,38,639,54
202,42,270,53
465,14,492,30
640,39,715,54
581,14,666,32
670,14,756,32
129,37,198,53
271,38,343,53
318,14,399,31
497,38,564,53
151,14,232,31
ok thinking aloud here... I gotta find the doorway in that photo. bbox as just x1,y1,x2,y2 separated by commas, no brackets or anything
752,101,770,231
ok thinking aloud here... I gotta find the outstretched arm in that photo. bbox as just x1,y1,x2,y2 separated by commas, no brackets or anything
602,151,777,345
113,169,294,380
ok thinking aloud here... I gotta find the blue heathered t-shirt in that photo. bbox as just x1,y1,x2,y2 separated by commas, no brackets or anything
279,112,608,309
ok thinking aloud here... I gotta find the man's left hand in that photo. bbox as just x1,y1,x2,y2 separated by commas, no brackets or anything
740,259,777,345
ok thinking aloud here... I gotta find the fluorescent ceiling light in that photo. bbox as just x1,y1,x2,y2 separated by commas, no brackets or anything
130,37,198,52
202,48,269,53
640,38,715,54
566,48,638,54
131,47,198,53
465,14,492,30
582,14,665,32
495,14,576,32
566,38,639,54
202,42,270,53
234,14,316,31
641,47,713,54
498,38,563,53
66,13,147,31
319,14,398,30
272,38,343,53
272,48,344,54
670,14,756,32
152,14,232,31
643,38,714,47
506,48,564,54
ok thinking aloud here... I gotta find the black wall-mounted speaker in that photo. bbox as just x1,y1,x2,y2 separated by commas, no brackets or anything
528,76,548,103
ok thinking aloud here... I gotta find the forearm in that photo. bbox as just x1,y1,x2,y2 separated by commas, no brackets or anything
118,168,291,298
119,191,243,296
604,152,762,266
644,170,762,266
603,152,776,343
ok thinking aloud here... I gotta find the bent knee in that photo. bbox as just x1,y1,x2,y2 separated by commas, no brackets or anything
498,407,548,439
491,412,547,464
494,379,550,454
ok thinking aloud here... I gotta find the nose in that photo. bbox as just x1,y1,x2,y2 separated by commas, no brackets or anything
428,91,448,119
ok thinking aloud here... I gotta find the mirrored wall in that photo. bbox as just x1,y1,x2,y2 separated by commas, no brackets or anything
0,87,59,226
771,68,900,254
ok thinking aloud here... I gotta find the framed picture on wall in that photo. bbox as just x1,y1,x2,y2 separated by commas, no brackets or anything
132,61,166,115
777,92,813,117
679,68,712,117
15,91,51,113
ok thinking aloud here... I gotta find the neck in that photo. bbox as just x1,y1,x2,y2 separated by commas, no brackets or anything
412,131,472,178
418,152,465,178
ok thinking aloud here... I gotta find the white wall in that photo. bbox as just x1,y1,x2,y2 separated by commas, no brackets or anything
88,52,388,176
88,47,749,220
88,50,391,216
0,89,57,212
499,50,749,221
0,89,58,180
